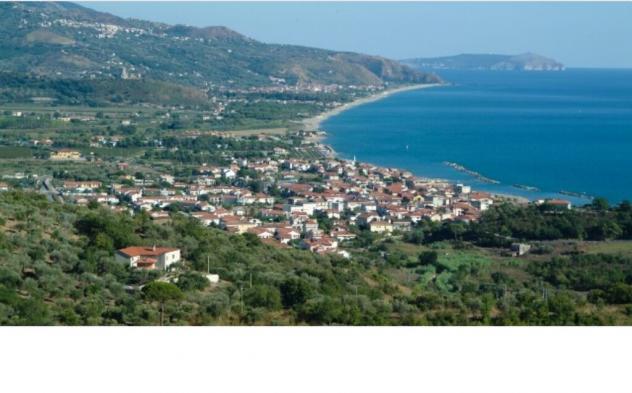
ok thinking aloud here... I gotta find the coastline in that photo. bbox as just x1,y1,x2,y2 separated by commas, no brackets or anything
302,83,444,132
299,82,551,206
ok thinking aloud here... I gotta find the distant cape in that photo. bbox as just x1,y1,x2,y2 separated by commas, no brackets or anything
401,53,565,71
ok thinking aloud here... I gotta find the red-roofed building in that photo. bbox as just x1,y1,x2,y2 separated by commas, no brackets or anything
542,199,572,210
247,226,276,239
116,246,181,270
276,228,301,244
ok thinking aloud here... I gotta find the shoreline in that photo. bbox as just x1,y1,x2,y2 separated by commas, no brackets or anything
302,83,444,132
300,82,587,206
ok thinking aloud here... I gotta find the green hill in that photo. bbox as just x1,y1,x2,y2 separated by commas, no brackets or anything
0,2,440,89
0,72,211,107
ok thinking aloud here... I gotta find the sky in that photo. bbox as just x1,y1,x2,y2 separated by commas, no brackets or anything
80,1,632,68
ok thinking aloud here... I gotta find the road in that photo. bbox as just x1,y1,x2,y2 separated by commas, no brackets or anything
39,176,64,204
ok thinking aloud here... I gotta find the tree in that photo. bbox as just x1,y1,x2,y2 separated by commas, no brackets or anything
280,278,312,308
142,282,184,325
617,200,632,213
591,197,609,211
314,210,333,234
605,283,632,304
404,229,424,245
244,284,282,309
447,222,467,241
176,272,209,292
547,293,576,325
298,296,350,325
418,251,438,266
75,211,138,250
587,220,623,241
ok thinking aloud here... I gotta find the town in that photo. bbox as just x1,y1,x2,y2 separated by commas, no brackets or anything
2,1,632,331
2,120,572,266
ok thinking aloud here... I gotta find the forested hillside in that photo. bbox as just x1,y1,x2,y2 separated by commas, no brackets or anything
1,191,631,325
0,2,439,88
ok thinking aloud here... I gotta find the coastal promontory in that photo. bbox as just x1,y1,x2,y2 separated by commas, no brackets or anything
401,52,565,71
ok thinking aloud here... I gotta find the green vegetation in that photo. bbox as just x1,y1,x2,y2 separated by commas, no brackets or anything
1,190,632,326
0,147,33,159
403,201,632,247
0,2,629,328
142,282,184,325
0,2,439,90
0,73,210,107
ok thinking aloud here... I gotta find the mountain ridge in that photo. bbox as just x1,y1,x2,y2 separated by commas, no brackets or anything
0,2,440,89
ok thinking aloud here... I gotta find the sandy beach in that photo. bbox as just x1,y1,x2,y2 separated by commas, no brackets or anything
302,83,444,132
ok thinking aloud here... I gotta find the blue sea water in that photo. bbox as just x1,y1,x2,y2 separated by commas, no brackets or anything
322,69,632,204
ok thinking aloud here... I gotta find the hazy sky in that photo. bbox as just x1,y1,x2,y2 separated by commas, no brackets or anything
81,2,632,68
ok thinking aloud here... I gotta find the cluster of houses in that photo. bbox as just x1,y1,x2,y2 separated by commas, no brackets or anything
1,125,580,265
51,151,531,257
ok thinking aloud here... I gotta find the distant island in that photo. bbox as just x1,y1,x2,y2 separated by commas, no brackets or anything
401,53,565,71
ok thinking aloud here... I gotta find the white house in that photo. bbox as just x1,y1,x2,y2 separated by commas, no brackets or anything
472,198,494,211
116,246,181,270
369,221,394,233
456,184,471,195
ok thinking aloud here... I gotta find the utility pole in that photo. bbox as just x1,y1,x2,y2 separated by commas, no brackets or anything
240,284,245,314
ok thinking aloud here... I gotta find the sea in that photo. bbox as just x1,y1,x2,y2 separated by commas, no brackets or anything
322,68,632,205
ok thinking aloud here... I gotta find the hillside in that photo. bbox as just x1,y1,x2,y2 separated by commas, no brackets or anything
2,190,632,326
402,53,565,71
0,2,440,89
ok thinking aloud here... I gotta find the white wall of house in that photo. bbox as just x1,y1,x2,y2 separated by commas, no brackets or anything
115,249,181,270
158,250,181,270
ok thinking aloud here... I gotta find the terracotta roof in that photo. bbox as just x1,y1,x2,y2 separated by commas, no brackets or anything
277,228,299,237
117,246,179,257
546,199,571,205
470,192,492,200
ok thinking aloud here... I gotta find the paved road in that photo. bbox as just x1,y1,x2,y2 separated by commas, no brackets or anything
40,177,64,203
